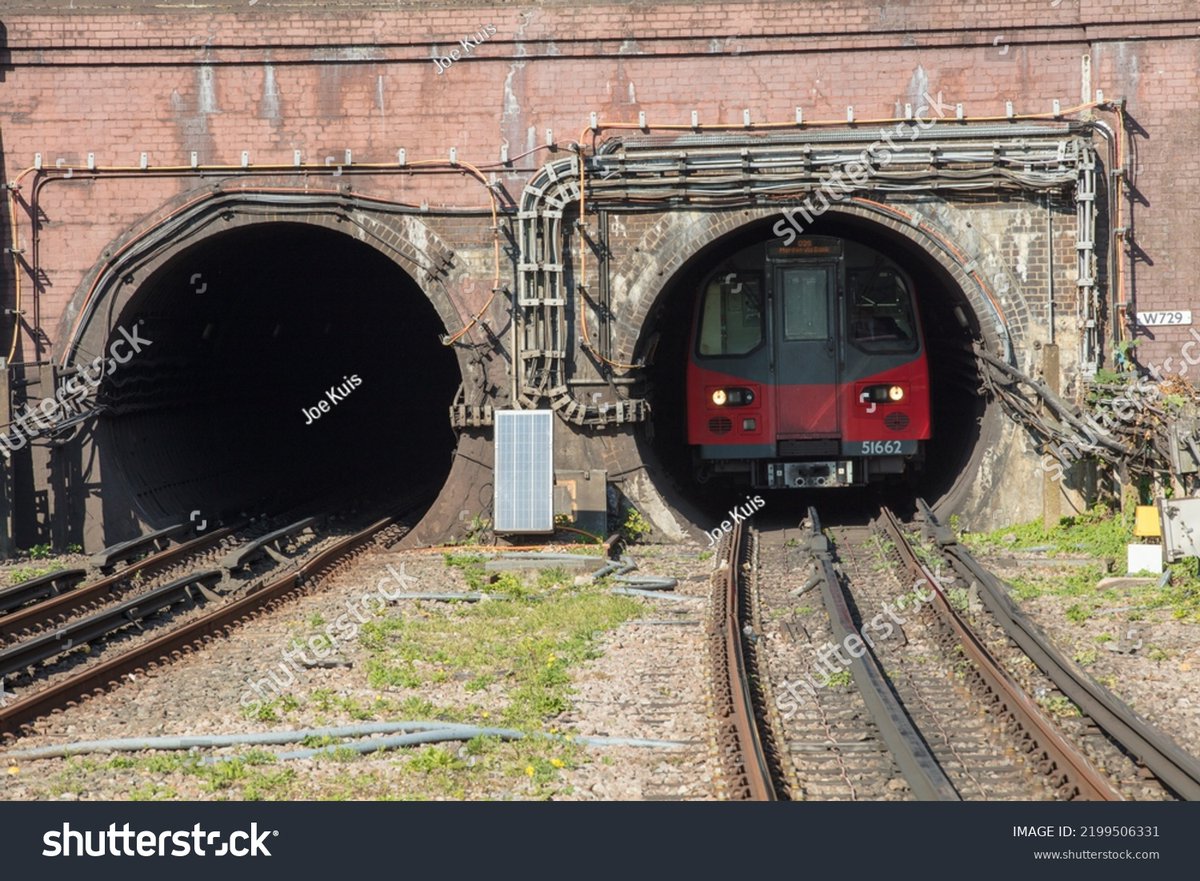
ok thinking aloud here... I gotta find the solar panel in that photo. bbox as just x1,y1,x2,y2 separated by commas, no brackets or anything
493,410,554,533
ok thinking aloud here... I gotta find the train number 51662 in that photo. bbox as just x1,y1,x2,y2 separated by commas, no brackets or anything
861,440,904,455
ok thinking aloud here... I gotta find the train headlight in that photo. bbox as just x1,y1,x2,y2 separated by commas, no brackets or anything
861,384,908,404
710,387,755,407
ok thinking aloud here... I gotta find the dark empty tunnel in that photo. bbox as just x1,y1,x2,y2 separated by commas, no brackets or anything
91,222,462,527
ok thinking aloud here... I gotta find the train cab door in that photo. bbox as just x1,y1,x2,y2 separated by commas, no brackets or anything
771,262,840,436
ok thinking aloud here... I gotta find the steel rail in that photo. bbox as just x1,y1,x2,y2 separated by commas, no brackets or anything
807,508,960,801
916,498,1200,801
89,522,191,573
0,516,394,739
714,522,779,800
0,570,221,679
219,517,317,571
0,569,87,616
0,528,234,642
879,506,1121,801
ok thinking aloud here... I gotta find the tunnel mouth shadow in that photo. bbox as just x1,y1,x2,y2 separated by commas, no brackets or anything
91,221,462,527
634,213,995,531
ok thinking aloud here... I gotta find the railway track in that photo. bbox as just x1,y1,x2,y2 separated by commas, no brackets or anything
0,514,327,691
912,499,1200,801
708,522,787,800
0,494,432,740
710,504,1200,801
0,526,237,642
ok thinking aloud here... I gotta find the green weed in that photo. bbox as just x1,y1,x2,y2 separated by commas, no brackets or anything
619,508,653,544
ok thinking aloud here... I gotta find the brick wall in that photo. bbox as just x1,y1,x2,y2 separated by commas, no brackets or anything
0,1,1195,367
0,1,1197,544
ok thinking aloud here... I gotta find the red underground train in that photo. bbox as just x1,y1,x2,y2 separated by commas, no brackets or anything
686,236,931,489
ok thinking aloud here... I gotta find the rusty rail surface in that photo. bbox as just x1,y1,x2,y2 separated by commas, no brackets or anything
807,508,961,801
0,516,395,740
0,528,234,641
710,522,781,800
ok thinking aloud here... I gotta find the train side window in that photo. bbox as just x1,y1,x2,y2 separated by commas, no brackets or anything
696,274,763,356
781,267,829,340
848,269,918,353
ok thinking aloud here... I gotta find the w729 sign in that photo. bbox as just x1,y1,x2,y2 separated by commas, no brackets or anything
1137,310,1192,326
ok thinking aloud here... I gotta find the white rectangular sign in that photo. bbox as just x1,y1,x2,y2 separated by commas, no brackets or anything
1137,310,1192,326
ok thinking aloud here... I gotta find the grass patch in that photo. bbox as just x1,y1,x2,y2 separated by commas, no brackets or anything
966,504,1200,625
1009,564,1200,625
536,567,572,591
4,563,66,586
484,572,534,600
963,505,1129,560
128,781,179,801
1039,694,1081,718
945,586,970,612
619,508,653,544
1065,603,1092,625
49,750,298,801
359,580,641,730
243,701,278,722
303,690,469,725
443,553,489,591
32,576,641,801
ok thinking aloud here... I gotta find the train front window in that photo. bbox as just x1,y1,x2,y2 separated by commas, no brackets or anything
696,273,763,356
781,267,829,340
847,267,918,353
